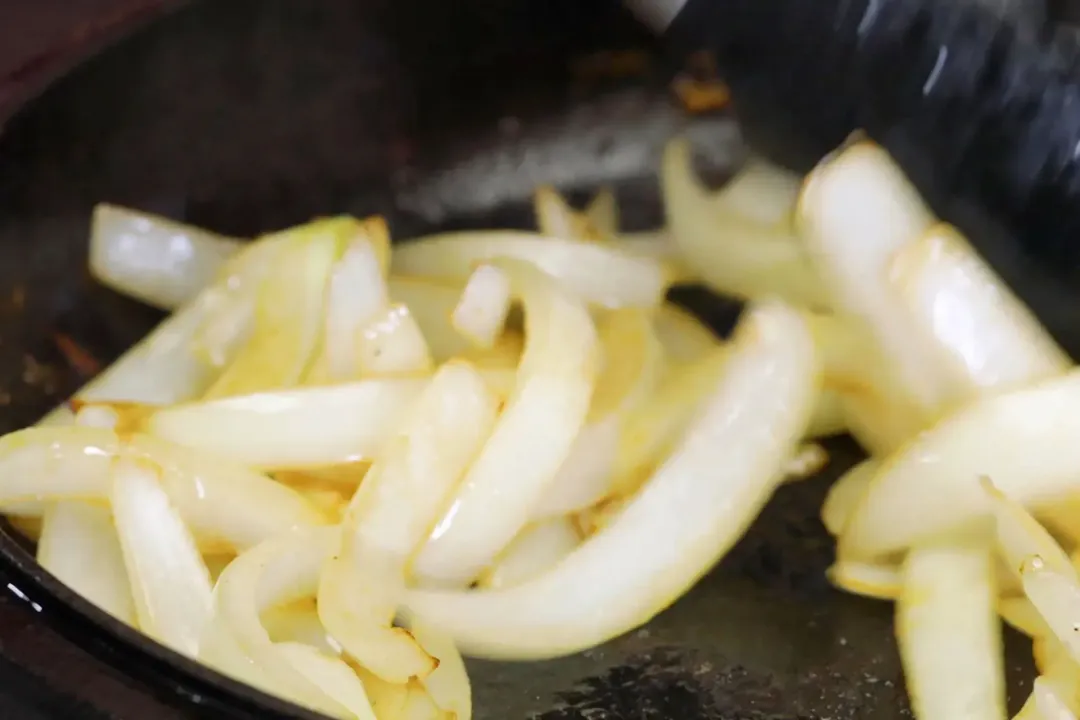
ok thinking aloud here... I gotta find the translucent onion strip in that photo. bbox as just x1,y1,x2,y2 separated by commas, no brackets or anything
207,527,349,717
661,138,826,307
839,369,1080,558
274,642,378,720
1022,557,1080,664
451,264,512,350
319,362,498,682
392,232,673,309
89,204,243,311
890,224,1071,397
403,300,818,659
413,260,599,588
895,541,1006,720
476,519,581,591
37,502,135,625
144,379,428,471
111,456,214,658
409,622,472,719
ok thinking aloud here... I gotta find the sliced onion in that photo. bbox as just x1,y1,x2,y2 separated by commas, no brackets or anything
392,231,673,309
315,236,391,383
840,369,1080,558
781,443,829,482
826,559,900,601
89,204,243,311
111,455,214,658
357,304,434,378
896,541,1006,720
584,188,618,237
403,300,818,659
716,158,802,228
37,502,135,625
207,526,349,717
409,622,472,720
476,519,581,591
798,140,946,424
144,379,428,471
401,683,445,720
204,222,342,398
984,478,1075,584
821,459,878,537
451,264,512,350
413,260,599,588
319,362,497,682
533,186,605,242
0,426,118,504
999,596,1050,637
662,138,826,307
652,304,720,362
275,642,377,720
531,417,620,520
1022,557,1080,664
1035,675,1079,720
891,224,1071,398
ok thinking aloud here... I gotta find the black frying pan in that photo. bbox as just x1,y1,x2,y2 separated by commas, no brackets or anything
0,0,1065,717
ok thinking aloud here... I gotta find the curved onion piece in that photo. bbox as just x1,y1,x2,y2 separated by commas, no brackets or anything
611,347,727,498
716,158,802,228
89,204,243,311
891,224,1070,397
585,188,618,236
204,221,342,399
984,479,1075,584
387,277,476,361
1035,675,1079,720
37,502,135,625
782,443,829,482
896,542,1006,720
661,138,826,307
799,140,946,422
533,309,665,518
111,456,214,657
451,264,512,350
207,526,349,717
392,231,672,308
275,642,377,720
477,519,581,591
409,622,472,720
653,304,720,362
0,426,118,504
1000,596,1051,637
808,390,846,439
357,304,434,377
320,362,498,682
128,433,330,552
1022,557,1080,664
262,601,342,656
413,260,599,587
533,186,605,242
840,370,1080,558
315,237,391,383
826,559,900,601
401,683,446,720
403,300,818,658
821,459,878,537
144,379,427,471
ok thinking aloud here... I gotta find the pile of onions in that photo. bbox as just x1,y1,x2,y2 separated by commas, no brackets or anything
8,133,1071,720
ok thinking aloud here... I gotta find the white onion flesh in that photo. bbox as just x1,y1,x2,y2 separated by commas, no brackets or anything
476,519,581,591
37,502,135,624
403,300,818,658
111,456,214,658
392,232,673,309
412,260,598,588
662,139,826,308
451,264,512,350
896,541,1006,720
145,379,428,471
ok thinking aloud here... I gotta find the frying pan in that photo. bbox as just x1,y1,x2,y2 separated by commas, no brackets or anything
0,0,1064,717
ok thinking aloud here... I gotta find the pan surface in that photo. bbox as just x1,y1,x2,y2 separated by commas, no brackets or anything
0,0,1040,717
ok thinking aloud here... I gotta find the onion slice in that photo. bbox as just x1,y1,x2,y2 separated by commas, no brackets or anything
840,369,1080,558
111,455,214,658
403,300,818,659
662,138,826,307
413,260,599,587
37,502,135,625
451,264,512,350
392,231,673,308
144,379,428,471
274,642,378,720
476,519,581,591
895,541,1006,720
319,362,498,682
89,203,243,311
